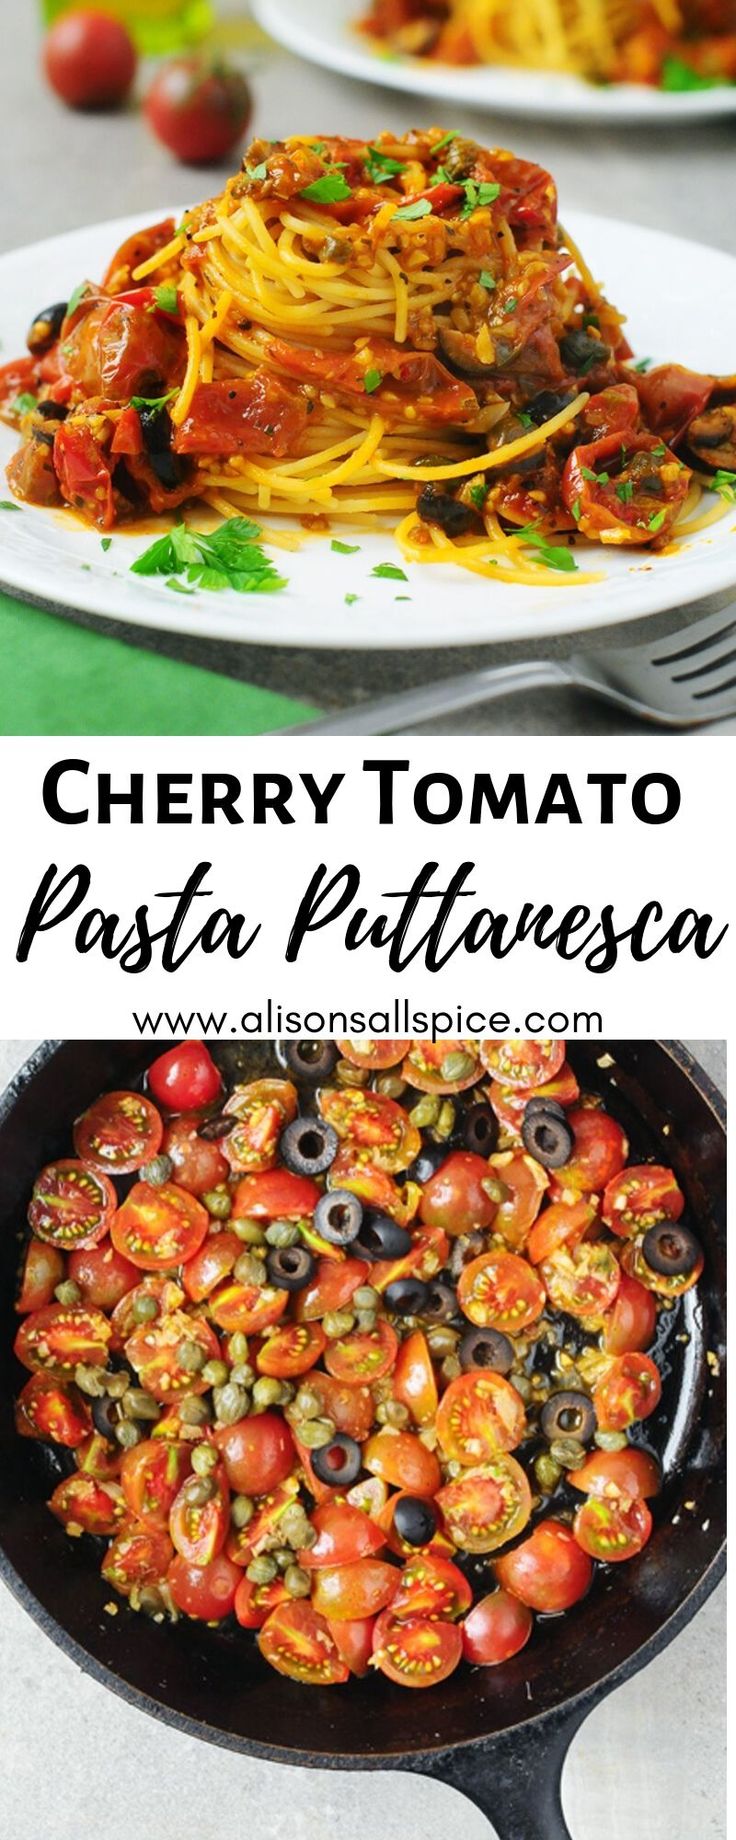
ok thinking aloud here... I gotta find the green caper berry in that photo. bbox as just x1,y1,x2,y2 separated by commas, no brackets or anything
138,1585,165,1617
233,1218,267,1246
74,1365,109,1398
177,1395,211,1426
355,1310,377,1333
434,1100,456,1140
281,1505,312,1543
230,1363,255,1388
131,1294,159,1324
201,1359,230,1388
228,1333,249,1364
297,1417,335,1450
594,1429,629,1452
123,1389,160,1421
336,1059,370,1087
115,1420,141,1449
104,1370,131,1400
185,1475,216,1507
272,1546,294,1570
323,1310,355,1339
294,1387,321,1420
139,1153,173,1186
409,1095,440,1130
202,1188,232,1220
177,1339,206,1374
265,1220,300,1250
440,1050,476,1083
535,1453,562,1491
231,1494,255,1529
426,1326,459,1359
353,1286,380,1311
54,1279,81,1307
285,1565,311,1598
190,1442,219,1477
375,1074,406,1099
234,1252,264,1286
441,1355,461,1382
549,1436,588,1470
379,1400,410,1428
213,1382,249,1424
252,1376,286,1410
246,1555,278,1585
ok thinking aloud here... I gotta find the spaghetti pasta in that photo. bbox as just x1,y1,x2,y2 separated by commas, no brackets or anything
2,129,734,591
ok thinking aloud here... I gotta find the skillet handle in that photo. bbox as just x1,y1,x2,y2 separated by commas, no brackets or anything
404,1701,591,1840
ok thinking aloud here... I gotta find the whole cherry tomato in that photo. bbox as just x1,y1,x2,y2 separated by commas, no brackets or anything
147,1042,222,1113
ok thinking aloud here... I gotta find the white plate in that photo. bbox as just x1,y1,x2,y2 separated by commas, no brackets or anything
253,0,736,124
0,209,734,652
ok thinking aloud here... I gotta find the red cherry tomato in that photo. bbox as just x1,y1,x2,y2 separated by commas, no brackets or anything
124,1310,219,1402
324,1319,399,1386
233,1573,290,1628
393,1329,438,1426
488,1062,579,1133
147,1042,222,1114
181,1231,242,1303
102,1526,174,1597
295,1257,370,1323
549,1108,628,1199
311,1558,399,1621
540,1242,621,1319
15,1239,65,1313
15,1372,91,1447
377,1490,454,1560
224,1478,299,1567
527,1200,596,1266
495,1518,593,1612
111,1180,209,1271
318,1087,420,1174
209,1278,288,1336
488,1152,549,1250
479,1040,565,1089
370,1224,449,1295
14,1302,111,1374
326,1614,377,1676
221,1079,297,1174
573,1494,653,1562
144,59,252,166
232,1168,320,1221
120,1438,192,1530
256,1321,327,1379
49,1471,125,1536
336,1040,409,1070
298,1502,387,1570
436,1371,527,1463
43,9,136,110
621,1234,704,1300
27,1160,117,1251
385,1552,472,1620
602,1269,657,1353
569,1447,660,1500
301,1371,374,1441
401,1040,483,1094
68,1239,138,1311
593,1353,662,1431
109,1276,184,1347
457,1250,545,1334
169,1551,242,1620
73,1090,163,1175
258,1601,349,1684
371,1609,462,1687
419,1150,499,1238
169,1468,230,1566
363,1430,441,1496
602,1164,684,1237
213,1411,296,1496
162,1115,229,1196
436,1457,532,1553
462,1588,533,1665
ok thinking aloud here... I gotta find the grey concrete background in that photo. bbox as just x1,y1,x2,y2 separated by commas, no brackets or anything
0,1037,725,1840
0,1,735,732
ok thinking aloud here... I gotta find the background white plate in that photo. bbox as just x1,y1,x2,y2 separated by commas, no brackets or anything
252,0,736,124
0,209,734,652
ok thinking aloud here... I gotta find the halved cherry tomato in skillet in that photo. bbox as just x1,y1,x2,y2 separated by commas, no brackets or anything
326,1614,376,1676
109,1276,184,1347
124,1309,219,1400
49,1472,126,1536
162,1114,229,1195
169,1467,230,1565
593,1353,662,1431
318,1086,420,1173
121,1438,192,1529
111,1180,209,1270
14,1302,111,1374
298,1502,387,1570
549,1107,628,1199
15,1238,65,1312
457,1250,545,1334
302,1371,374,1441
222,1079,298,1174
568,1447,660,1500
169,1551,242,1620
147,1042,221,1113
401,1040,483,1094
479,1040,565,1089
225,1478,300,1566
68,1240,138,1310
562,430,690,546
75,1429,122,1478
232,1573,289,1627
256,1321,326,1378
73,1091,162,1174
527,1199,596,1265
309,1559,396,1624
488,1060,579,1133
462,1588,533,1665
495,1518,593,1612
437,1456,531,1554
602,1164,684,1237
181,1231,241,1302
436,1371,526,1463
377,1490,454,1560
573,1494,652,1562
336,1040,409,1069
488,1151,548,1250
27,1160,117,1250
232,1168,320,1220
102,1526,174,1596
363,1430,441,1496
371,1609,462,1687
258,1601,349,1684
214,1411,296,1496
209,1278,288,1336
541,1242,620,1319
621,1234,704,1299
602,1268,657,1352
419,1150,499,1238
370,1224,448,1295
327,1151,420,1226
324,1318,398,1386
295,1257,369,1322
393,1329,438,1425
15,1371,91,1446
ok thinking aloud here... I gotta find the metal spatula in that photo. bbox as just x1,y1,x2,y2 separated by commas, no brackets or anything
283,605,736,735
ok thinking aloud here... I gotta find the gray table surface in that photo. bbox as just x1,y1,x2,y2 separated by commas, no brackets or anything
1,1,735,732
0,1037,725,1839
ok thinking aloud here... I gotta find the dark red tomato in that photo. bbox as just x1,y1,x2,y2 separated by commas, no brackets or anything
162,1115,229,1196
15,1238,65,1312
295,1257,370,1323
256,1322,326,1379
102,1526,174,1596
549,1107,628,1199
371,1610,462,1688
488,1060,579,1133
43,9,136,109
335,1040,410,1070
419,1151,499,1239
621,1235,704,1300
225,1478,299,1567
303,1371,374,1441
14,1302,111,1374
593,1353,662,1431
222,1079,298,1174
436,1457,532,1554
214,1411,296,1496
74,1090,162,1176
541,1243,621,1319
144,58,252,165
312,1559,399,1622
401,1040,482,1094
318,1087,419,1175
27,1160,117,1251
109,1275,184,1346
370,1224,448,1296
582,385,641,438
377,1490,453,1560
125,1309,219,1401
232,1168,320,1222
569,1447,660,1500
52,423,114,529
634,363,713,447
169,1551,242,1620
120,1438,192,1530
49,1471,125,1536
258,1601,349,1684
0,355,40,414
602,1164,684,1237
602,1268,657,1353
327,1614,376,1676
175,375,307,459
268,341,477,430
68,1240,138,1310
495,1518,593,1612
209,1279,288,1336
382,1552,472,1620
15,1371,91,1447
457,1250,545,1334
299,1503,387,1571
562,431,690,546
527,1199,597,1266
233,1573,289,1627
111,1180,209,1270
325,1319,399,1387
436,1371,526,1463
462,1588,533,1665
488,1152,549,1251
327,1150,420,1227
363,1430,441,1496
181,1231,241,1303
573,1494,653,1562
75,1430,122,1478
479,1040,566,1089
147,1042,221,1113
169,1468,229,1566
393,1330,438,1426
102,216,176,292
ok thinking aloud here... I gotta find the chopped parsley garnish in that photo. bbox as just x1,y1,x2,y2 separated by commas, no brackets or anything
166,578,196,594
517,524,578,573
393,197,432,222
648,509,666,532
395,595,411,601
345,592,359,606
153,283,179,315
331,539,360,554
651,442,666,458
517,411,534,429
633,357,652,374
616,480,634,504
582,465,610,484
660,53,722,91
469,482,487,510
372,562,408,581
571,498,582,522
712,468,736,504
130,389,177,413
100,537,112,552
0,499,21,511
430,131,457,154
479,269,496,291
460,180,501,219
245,161,268,182
365,146,406,183
11,393,38,414
131,517,287,595
67,282,88,318
363,368,383,394
503,297,518,314
301,172,352,204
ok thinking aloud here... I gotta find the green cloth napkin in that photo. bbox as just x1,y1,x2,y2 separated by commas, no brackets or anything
0,592,320,735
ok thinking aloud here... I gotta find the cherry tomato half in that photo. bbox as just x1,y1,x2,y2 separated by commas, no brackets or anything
257,1322,327,1379
488,1152,549,1250
295,1257,370,1323
169,1551,242,1620
324,1319,399,1386
258,1601,349,1684
121,1438,192,1530
73,1091,163,1175
15,1239,65,1313
488,1062,579,1134
436,1457,531,1554
569,1447,660,1500
527,1199,596,1266
181,1231,241,1303
389,1552,472,1620
15,1371,91,1447
495,1518,593,1612
299,1502,387,1570
68,1240,138,1311
363,1429,441,1496
393,1329,438,1426
602,1165,684,1237
318,1087,419,1174
457,1250,545,1334
401,1040,483,1094
14,1302,111,1374
436,1371,526,1463
311,1558,399,1621
419,1151,499,1238
371,1610,462,1687
549,1107,628,1199
593,1353,662,1431
147,1042,222,1114
102,1526,174,1597
222,1079,298,1174
336,1040,409,1070
232,1168,320,1221
28,1160,117,1250
621,1235,704,1300
602,1269,657,1353
573,1494,653,1562
233,1573,290,1628
479,1040,565,1090
111,1180,209,1270
462,1589,533,1665
326,1614,377,1676
540,1243,620,1320
169,1468,230,1566
49,1472,126,1536
124,1310,219,1401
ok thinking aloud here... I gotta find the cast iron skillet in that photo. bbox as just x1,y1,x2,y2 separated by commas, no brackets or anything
0,1040,726,1840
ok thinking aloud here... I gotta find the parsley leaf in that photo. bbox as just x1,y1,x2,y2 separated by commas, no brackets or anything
469,482,487,510
651,442,666,458
633,357,652,374
517,524,578,573
363,367,383,394
660,53,722,91
331,539,360,554
100,537,112,552
503,297,518,314
372,562,408,581
345,592,359,606
571,498,582,522
131,516,287,596
430,131,457,153
167,578,196,594
130,389,177,413
245,161,268,181
460,180,501,219
301,172,352,204
582,465,610,484
479,269,496,291
517,411,534,430
393,198,432,222
365,146,406,183
153,283,179,315
67,281,88,318
648,509,666,532
0,499,21,511
11,393,38,414
712,468,736,504
616,480,634,504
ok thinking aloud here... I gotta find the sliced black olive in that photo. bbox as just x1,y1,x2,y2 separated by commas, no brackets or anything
417,483,480,538
521,1106,573,1169
92,1394,120,1439
384,1276,429,1315
36,399,68,422
311,1434,362,1487
393,1496,438,1547
559,330,611,375
314,1188,363,1246
523,1096,566,1122
525,389,576,426
354,1212,412,1262
279,1040,339,1083
27,301,67,355
458,1327,514,1374
441,136,483,181
280,1116,338,1177
540,1390,596,1445
422,1279,458,1322
462,1101,498,1157
642,1221,702,1278
266,1245,315,1291
138,405,185,489
197,1112,237,1142
407,1142,447,1184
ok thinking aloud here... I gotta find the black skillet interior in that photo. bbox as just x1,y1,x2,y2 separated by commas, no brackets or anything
0,1039,726,1775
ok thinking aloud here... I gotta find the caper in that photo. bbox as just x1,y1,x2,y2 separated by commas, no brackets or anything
252,1376,287,1410
177,1339,206,1374
376,1400,409,1427
202,1188,232,1219
177,1395,211,1426
285,1564,311,1598
353,1286,380,1311
297,1417,335,1449
294,1386,321,1420
409,1095,440,1130
441,1050,476,1083
233,1218,266,1246
246,1554,278,1585
535,1453,562,1491
272,1546,294,1570
233,1251,264,1287
115,1420,141,1449
435,1100,455,1139
231,1494,255,1529
213,1382,249,1423
185,1475,216,1506
139,1153,173,1186
132,1294,159,1324
323,1310,355,1339
191,1442,219,1477
228,1332,249,1364
104,1370,131,1399
375,1074,406,1099
441,1355,461,1382
74,1365,109,1398
336,1059,370,1087
265,1219,300,1249
355,1310,377,1332
427,1325,459,1359
594,1428,629,1452
123,1388,160,1421
549,1436,587,1470
281,1505,312,1544
54,1279,81,1307
201,1359,230,1388
230,1362,255,1388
